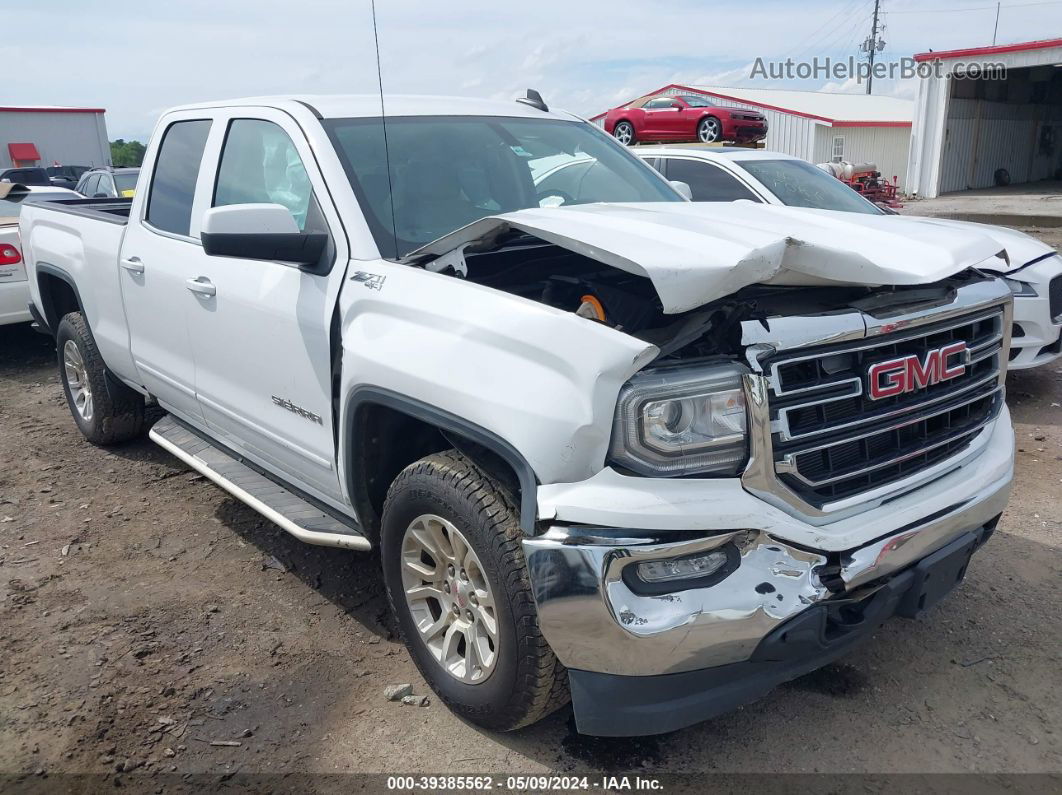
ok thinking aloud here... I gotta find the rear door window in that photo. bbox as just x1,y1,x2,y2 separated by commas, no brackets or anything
97,174,115,197
80,174,101,196
663,158,762,202
146,119,212,236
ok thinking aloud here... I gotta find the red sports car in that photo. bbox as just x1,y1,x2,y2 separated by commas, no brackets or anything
603,94,767,146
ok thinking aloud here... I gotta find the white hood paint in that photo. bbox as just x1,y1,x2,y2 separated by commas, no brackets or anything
894,215,1056,272
409,202,1006,314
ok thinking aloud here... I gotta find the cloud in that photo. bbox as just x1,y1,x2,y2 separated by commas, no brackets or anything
9,0,1062,139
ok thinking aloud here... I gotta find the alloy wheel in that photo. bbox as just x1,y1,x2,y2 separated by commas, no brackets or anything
63,340,94,422
699,118,720,143
614,123,634,145
400,513,499,684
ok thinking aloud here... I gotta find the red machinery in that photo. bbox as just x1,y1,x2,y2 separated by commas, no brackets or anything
817,161,902,209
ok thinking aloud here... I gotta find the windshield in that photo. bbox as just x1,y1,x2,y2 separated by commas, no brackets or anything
678,95,714,108
325,115,682,258
114,172,138,194
739,159,884,215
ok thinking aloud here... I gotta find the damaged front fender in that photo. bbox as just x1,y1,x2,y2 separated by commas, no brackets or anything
336,260,657,488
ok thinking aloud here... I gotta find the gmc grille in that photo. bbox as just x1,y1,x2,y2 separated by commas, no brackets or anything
765,308,1005,506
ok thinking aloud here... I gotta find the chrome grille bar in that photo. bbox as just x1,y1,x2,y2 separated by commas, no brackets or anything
778,390,1002,488
775,366,1002,444
767,307,1003,398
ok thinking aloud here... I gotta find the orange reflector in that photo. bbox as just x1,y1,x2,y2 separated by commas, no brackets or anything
577,294,606,322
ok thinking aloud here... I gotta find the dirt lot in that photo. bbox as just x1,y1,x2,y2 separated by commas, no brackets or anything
1,303,1060,783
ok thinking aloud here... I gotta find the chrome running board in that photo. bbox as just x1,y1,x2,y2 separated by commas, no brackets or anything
149,415,370,551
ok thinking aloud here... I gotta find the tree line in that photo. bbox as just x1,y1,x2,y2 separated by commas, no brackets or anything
110,139,146,167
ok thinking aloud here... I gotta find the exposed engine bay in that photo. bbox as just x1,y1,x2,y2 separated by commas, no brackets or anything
428,232,994,363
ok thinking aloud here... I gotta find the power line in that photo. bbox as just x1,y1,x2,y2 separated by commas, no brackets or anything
888,0,1062,13
791,0,872,63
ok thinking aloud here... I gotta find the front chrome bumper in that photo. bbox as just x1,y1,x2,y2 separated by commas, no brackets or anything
525,452,1010,678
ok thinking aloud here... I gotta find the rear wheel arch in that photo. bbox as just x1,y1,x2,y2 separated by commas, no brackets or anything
36,264,83,335
344,387,539,538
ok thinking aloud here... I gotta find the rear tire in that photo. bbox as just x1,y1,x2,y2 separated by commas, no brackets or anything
56,311,145,445
613,121,636,146
381,450,569,732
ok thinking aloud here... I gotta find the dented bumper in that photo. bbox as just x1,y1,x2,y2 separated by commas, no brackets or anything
560,523,997,736
524,528,831,677
523,436,1011,733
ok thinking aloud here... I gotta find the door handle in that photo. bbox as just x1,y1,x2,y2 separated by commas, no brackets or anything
185,277,216,297
119,256,144,274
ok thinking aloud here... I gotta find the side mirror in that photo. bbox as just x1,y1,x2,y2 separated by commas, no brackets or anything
200,203,327,266
670,180,693,200
671,101,684,109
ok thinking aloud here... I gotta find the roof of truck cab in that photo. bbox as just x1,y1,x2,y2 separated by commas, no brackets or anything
164,94,583,122
635,146,802,163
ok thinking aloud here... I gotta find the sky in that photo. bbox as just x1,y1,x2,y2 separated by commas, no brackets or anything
11,0,1062,141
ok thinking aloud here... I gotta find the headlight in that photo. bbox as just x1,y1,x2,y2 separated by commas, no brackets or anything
609,363,748,477
1003,277,1037,297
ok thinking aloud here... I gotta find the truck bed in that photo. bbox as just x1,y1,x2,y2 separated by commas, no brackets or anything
26,197,132,225
20,195,138,378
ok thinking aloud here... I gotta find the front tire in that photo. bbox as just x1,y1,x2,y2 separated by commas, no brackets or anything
698,116,721,143
381,450,569,732
613,121,636,146
56,312,145,445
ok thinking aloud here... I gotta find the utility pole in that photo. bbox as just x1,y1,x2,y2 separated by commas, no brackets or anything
992,2,1001,45
862,0,885,95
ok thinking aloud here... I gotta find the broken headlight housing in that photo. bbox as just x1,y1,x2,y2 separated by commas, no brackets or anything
609,363,748,477
1003,277,1037,297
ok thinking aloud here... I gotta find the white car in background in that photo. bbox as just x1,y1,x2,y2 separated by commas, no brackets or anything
639,147,1062,371
0,183,81,326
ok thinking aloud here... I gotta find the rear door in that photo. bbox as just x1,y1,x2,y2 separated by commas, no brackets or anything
178,108,349,501
660,157,765,202
118,113,213,422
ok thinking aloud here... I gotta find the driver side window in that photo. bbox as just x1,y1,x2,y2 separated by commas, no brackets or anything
213,119,323,232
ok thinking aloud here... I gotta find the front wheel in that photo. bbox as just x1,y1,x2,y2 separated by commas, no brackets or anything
381,450,569,731
698,116,721,143
56,312,145,445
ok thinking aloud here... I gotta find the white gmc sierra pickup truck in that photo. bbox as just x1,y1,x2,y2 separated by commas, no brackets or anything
20,93,1015,736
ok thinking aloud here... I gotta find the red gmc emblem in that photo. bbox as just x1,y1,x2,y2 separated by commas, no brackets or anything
867,342,968,400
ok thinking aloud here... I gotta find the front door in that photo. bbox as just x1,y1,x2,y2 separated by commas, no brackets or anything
641,98,675,138
179,110,349,502
119,116,213,423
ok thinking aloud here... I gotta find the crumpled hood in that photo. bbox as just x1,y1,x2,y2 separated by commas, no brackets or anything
894,215,1056,272
408,202,1006,314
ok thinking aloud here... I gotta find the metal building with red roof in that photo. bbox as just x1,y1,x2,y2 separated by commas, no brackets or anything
906,38,1062,197
0,106,111,170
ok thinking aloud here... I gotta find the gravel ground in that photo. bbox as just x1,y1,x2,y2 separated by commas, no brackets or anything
0,303,1059,784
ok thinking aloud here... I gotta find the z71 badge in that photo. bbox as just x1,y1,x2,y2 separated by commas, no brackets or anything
350,271,386,290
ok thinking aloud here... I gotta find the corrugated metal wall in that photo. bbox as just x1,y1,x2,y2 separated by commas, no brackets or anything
812,125,912,189
661,87,819,160
0,111,111,169
939,98,1062,193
